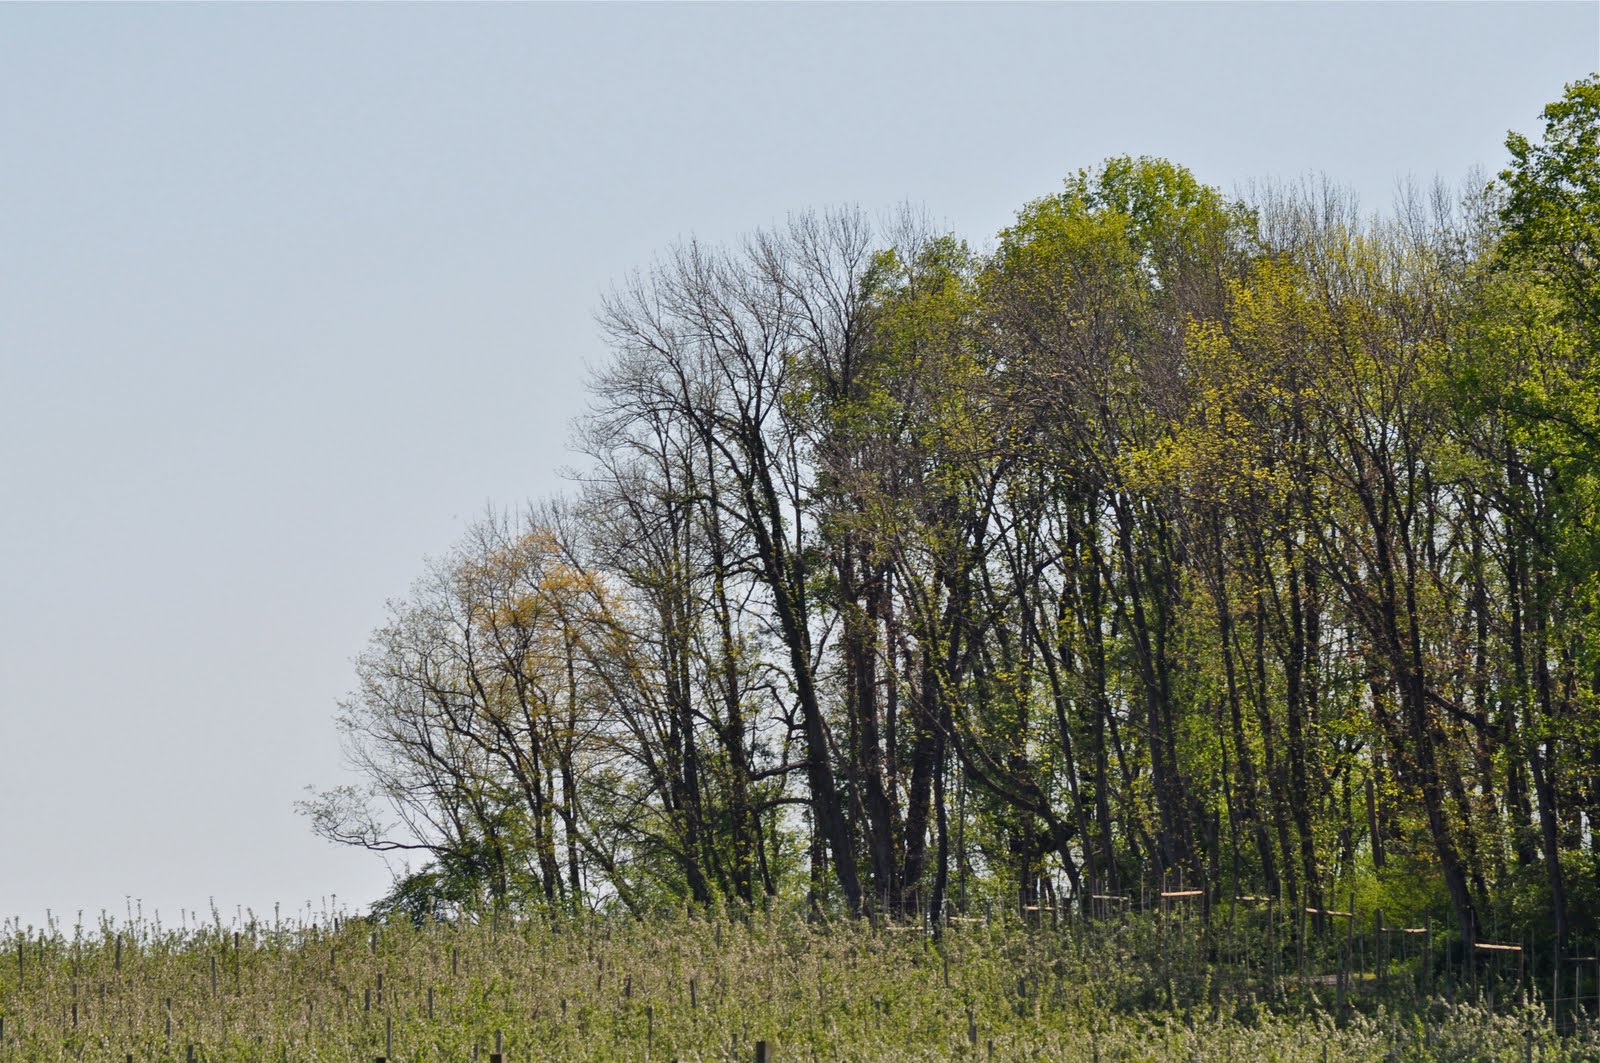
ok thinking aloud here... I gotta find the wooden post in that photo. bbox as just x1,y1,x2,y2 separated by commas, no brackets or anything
1375,909,1385,993
1346,892,1356,1004
1267,896,1277,999
1423,920,1432,997
1551,944,1560,1029
1297,906,1306,1000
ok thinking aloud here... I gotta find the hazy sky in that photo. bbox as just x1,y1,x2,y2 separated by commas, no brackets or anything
2,3,1594,931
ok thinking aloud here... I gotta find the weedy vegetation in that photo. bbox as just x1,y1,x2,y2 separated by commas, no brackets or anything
2,904,1596,1062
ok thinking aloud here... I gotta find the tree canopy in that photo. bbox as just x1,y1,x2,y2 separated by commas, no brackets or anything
305,79,1600,952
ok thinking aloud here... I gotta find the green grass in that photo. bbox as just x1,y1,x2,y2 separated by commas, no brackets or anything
1,906,1593,1061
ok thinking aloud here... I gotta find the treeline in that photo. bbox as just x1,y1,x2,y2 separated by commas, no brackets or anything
305,80,1600,949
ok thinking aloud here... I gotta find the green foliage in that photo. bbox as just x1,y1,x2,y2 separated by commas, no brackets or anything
1500,75,1600,328
2,910,1594,1061
311,84,1600,994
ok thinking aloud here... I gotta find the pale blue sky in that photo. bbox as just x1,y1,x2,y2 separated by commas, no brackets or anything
2,3,1595,930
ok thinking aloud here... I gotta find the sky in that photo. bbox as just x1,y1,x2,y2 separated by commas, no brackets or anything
1,2,1595,933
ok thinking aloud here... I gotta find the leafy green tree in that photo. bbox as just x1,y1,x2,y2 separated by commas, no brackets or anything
1501,75,1600,328
314,84,1600,950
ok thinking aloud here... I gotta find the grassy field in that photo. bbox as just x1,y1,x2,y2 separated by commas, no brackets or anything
1,905,1594,1061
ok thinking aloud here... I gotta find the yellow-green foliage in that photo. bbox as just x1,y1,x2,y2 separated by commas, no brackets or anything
1,908,1592,1061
